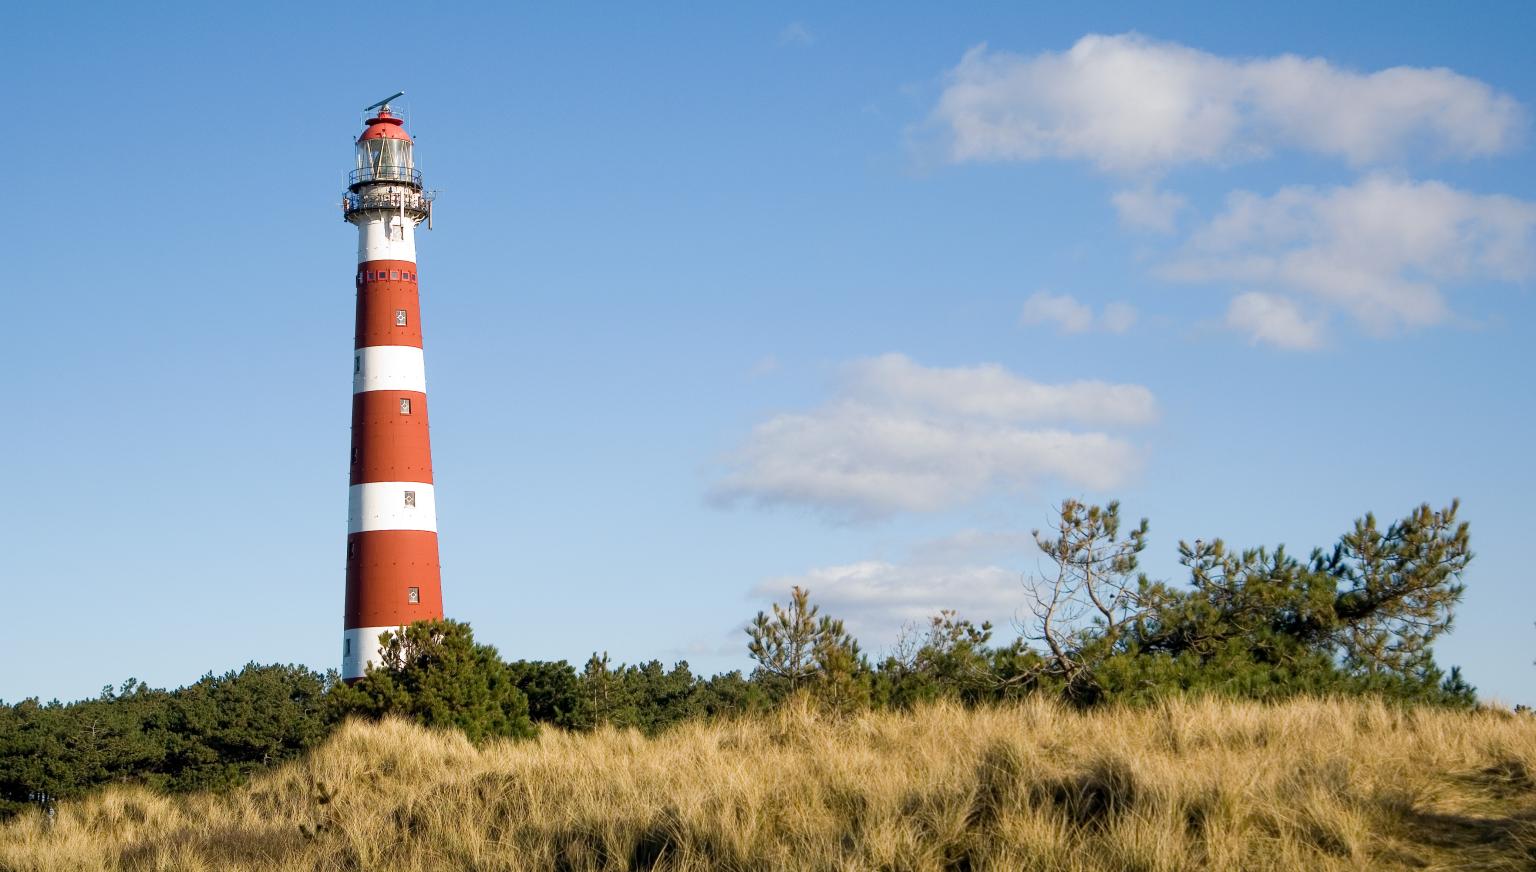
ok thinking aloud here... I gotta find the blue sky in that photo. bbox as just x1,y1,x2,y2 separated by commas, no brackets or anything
5,2,1534,703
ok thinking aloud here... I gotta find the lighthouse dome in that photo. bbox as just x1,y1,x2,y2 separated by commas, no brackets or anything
353,108,418,187
360,108,413,142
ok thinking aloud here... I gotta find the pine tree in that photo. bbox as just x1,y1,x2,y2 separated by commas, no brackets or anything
1321,500,1471,677
746,586,824,693
748,586,870,708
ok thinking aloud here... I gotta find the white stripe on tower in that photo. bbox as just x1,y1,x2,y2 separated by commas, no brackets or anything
342,625,401,678
353,346,427,393
348,482,439,532
356,215,417,262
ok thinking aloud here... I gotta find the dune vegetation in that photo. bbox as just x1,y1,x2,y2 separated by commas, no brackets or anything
3,697,1535,872
0,499,1505,869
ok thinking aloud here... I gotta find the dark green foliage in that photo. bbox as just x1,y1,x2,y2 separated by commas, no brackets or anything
572,655,724,734
160,664,334,792
328,620,534,742
506,659,584,728
692,670,770,718
621,660,704,733
877,611,1001,707
0,664,330,819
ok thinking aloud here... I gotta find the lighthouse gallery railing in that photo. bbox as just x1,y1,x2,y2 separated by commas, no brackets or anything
349,165,423,187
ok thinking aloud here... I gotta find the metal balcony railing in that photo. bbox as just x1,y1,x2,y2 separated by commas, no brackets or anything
343,189,434,221
349,165,423,187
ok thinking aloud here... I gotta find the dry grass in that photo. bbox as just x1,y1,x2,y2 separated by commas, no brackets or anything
3,697,1535,871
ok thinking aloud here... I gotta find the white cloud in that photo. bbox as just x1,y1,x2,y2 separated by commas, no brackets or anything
1224,292,1325,350
710,354,1153,521
1164,175,1536,335
931,34,1524,172
779,22,815,46
1020,292,1140,336
1020,291,1093,333
753,560,1023,645
1113,186,1187,233
1100,302,1138,334
844,353,1155,426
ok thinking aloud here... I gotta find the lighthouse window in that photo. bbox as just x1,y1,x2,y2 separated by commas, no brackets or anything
344,638,351,656
404,490,416,507
407,587,420,604
390,270,400,280
399,397,412,415
366,271,375,282
354,355,361,374
348,540,357,558
394,309,408,326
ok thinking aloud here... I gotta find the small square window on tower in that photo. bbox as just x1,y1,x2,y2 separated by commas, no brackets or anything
404,490,416,507
394,309,408,327
354,355,361,374
390,270,400,280
344,638,351,656
399,397,412,415
407,587,420,604
367,271,376,282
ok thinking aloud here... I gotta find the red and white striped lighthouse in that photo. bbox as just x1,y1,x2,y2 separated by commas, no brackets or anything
340,94,441,681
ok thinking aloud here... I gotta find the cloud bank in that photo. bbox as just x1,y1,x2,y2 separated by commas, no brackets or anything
927,35,1532,348
931,34,1524,172
710,354,1154,521
1165,175,1536,342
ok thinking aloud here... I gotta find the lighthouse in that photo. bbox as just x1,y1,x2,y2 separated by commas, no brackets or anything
340,94,441,681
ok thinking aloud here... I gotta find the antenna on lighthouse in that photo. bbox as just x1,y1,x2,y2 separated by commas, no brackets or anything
365,91,406,112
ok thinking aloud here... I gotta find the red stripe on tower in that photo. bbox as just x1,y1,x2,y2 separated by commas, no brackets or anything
340,97,441,682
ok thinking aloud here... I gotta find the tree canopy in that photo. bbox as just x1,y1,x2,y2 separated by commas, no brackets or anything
328,620,534,742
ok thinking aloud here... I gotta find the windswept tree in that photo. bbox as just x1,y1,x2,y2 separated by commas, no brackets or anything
1016,498,1474,706
1122,501,1474,704
1320,500,1472,677
1022,499,1149,695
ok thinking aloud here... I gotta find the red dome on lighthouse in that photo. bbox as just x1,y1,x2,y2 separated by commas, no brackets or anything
360,108,412,142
